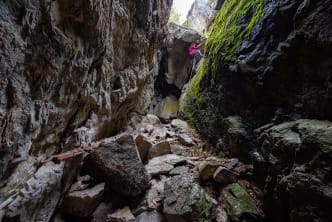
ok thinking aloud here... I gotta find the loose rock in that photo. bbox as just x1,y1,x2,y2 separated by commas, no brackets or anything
84,134,149,196
61,183,105,217
108,206,135,222
147,141,172,159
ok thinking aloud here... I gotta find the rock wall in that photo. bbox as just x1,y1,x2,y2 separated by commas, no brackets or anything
180,0,332,221
183,0,221,33
0,0,172,221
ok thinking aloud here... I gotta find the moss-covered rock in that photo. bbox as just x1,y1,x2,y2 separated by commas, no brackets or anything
221,183,259,220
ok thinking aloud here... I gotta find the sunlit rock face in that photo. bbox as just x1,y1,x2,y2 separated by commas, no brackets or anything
184,0,223,33
0,0,172,221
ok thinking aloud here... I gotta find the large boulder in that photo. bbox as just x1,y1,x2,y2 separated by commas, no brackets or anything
84,134,149,197
163,173,212,222
255,119,332,222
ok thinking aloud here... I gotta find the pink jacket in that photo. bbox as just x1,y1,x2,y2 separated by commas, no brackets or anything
189,44,199,55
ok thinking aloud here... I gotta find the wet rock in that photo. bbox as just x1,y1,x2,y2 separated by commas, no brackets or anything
169,166,189,176
178,133,195,146
141,114,161,126
163,173,212,222
171,119,190,129
198,159,223,181
147,141,171,159
213,167,238,185
135,210,166,222
135,135,152,162
84,135,149,197
61,183,105,217
92,203,112,222
109,207,135,222
221,183,259,221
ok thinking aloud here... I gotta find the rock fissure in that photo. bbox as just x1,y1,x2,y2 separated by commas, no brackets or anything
1,0,331,221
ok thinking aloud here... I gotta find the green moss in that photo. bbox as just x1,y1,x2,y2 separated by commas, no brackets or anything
181,0,265,141
223,183,258,218
206,0,265,65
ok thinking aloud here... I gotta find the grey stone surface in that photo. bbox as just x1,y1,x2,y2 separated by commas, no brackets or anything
163,173,211,222
0,0,172,220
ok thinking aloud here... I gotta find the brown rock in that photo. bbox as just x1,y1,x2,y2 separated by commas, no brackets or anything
198,160,224,181
135,135,152,162
109,206,135,222
148,141,171,159
61,183,105,217
213,166,239,185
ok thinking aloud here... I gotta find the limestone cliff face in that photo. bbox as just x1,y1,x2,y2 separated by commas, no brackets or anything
0,0,171,221
180,0,332,221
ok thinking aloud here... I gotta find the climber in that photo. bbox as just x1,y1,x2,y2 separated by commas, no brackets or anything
188,41,203,69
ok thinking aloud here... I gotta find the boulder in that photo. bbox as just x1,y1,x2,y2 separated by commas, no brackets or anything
198,159,224,181
147,141,171,159
171,119,189,129
163,173,212,222
213,166,238,185
141,114,161,126
178,133,195,146
169,166,189,176
222,116,259,162
92,203,112,222
84,134,149,196
145,162,174,177
61,183,105,217
109,207,135,222
135,135,152,162
135,211,166,222
148,154,187,166
145,154,186,177
221,183,259,221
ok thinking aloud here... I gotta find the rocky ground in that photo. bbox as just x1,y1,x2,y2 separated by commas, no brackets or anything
47,114,264,222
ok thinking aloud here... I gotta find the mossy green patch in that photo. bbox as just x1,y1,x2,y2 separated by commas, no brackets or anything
206,0,265,65
222,183,258,218
180,0,266,141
